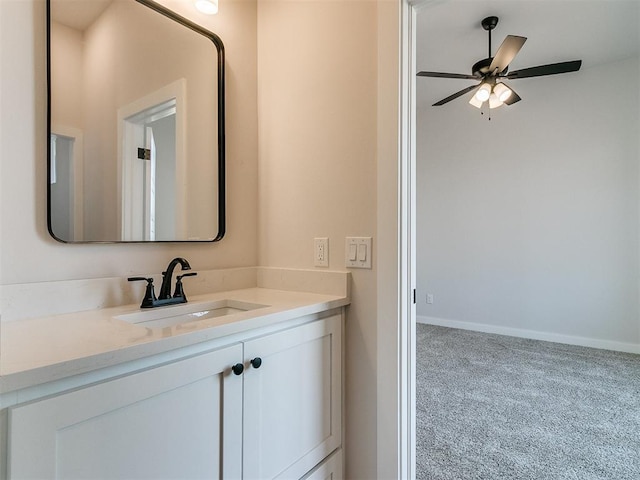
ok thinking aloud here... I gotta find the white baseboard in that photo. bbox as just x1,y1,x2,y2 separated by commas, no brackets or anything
417,315,640,354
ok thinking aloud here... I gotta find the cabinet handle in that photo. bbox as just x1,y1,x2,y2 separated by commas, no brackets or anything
231,363,244,375
250,357,262,369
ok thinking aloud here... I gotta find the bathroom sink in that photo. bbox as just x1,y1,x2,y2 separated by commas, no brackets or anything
115,299,269,329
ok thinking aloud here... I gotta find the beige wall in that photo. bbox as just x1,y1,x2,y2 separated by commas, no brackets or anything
375,1,401,477
0,0,258,284
417,55,640,348
49,21,83,129
256,1,400,477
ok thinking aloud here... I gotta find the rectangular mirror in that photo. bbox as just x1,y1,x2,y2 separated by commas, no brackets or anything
47,0,225,242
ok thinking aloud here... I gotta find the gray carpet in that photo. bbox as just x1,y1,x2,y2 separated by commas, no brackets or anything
416,324,640,480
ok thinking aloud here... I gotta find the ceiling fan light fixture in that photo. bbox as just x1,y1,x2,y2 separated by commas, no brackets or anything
489,92,504,109
469,95,484,109
493,82,512,102
475,83,492,102
195,0,218,15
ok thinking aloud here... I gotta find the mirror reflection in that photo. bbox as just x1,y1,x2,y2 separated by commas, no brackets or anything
47,0,225,242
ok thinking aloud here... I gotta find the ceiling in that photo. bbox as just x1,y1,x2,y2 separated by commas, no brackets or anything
50,0,112,31
416,0,640,108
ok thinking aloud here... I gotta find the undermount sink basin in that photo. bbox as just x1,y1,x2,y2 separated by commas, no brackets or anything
115,299,269,329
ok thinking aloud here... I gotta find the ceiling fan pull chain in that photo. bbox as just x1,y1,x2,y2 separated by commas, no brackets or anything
482,101,491,121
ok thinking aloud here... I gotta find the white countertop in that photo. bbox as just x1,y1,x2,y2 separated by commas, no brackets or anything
0,287,349,394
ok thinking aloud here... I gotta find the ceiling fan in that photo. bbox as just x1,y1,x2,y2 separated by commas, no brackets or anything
417,16,582,109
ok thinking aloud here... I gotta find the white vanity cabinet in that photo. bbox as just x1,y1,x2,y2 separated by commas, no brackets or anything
5,312,343,480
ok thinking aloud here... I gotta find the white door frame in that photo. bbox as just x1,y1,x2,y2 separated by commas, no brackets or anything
394,0,432,477
117,79,187,240
399,1,418,478
51,124,84,241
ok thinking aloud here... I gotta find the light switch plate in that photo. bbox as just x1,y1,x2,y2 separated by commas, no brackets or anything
345,237,372,269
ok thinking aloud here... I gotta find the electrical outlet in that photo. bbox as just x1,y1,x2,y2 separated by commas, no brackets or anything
314,238,329,267
426,294,434,304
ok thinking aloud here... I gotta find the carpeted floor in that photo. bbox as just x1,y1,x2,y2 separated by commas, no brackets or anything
416,324,640,480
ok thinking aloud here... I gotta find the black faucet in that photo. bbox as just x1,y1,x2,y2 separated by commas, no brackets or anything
159,257,191,299
128,257,197,309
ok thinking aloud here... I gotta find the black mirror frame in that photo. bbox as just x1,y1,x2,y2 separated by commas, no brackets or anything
46,0,226,243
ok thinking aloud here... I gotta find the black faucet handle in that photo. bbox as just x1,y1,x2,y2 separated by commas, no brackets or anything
127,277,158,308
173,272,197,299
128,276,153,283
176,272,197,280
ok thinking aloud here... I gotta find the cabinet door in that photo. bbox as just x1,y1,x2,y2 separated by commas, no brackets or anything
242,314,342,480
8,344,243,480
301,449,342,480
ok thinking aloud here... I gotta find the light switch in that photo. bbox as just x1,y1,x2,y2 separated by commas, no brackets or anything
345,237,372,269
357,243,367,262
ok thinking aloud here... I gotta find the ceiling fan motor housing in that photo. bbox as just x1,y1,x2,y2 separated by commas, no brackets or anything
472,57,494,77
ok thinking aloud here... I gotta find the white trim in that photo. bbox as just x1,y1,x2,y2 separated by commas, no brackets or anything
399,1,416,479
51,125,84,241
417,315,640,355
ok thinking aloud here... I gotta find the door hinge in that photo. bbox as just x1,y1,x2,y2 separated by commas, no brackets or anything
413,289,416,304
137,147,151,160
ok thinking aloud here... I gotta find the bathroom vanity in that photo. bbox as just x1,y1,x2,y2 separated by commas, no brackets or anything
4,0,353,476
0,270,349,480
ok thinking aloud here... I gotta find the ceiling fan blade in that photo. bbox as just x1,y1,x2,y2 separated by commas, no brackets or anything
505,60,582,79
417,71,478,80
489,35,527,74
433,83,481,106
